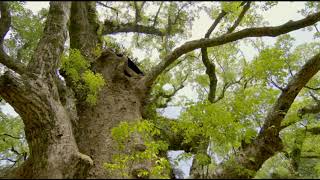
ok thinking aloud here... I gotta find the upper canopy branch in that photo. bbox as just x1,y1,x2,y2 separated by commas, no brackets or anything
226,1,251,34
133,1,146,25
97,1,119,13
201,9,227,103
205,10,227,38
261,52,320,135
0,2,10,43
142,11,320,87
152,2,163,27
0,2,25,74
103,20,165,36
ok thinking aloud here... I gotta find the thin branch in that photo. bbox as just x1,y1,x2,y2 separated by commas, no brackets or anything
97,1,119,13
314,24,320,33
285,59,294,77
214,56,226,74
205,10,227,38
297,103,320,118
213,77,242,103
173,3,189,25
226,2,251,34
143,11,320,87
213,82,230,103
140,1,146,11
307,127,320,135
0,133,21,139
309,91,320,102
0,158,16,163
11,146,21,156
153,2,163,27
133,1,140,24
157,74,189,108
162,53,199,74
269,77,284,91
304,85,320,91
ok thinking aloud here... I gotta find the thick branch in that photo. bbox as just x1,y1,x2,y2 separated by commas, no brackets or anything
214,52,320,178
0,2,10,42
261,53,320,132
69,2,100,62
201,48,217,103
143,11,320,87
103,20,165,36
0,49,25,74
27,2,70,76
201,10,227,103
0,2,25,74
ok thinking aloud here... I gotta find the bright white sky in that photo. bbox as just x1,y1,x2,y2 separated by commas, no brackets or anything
1,2,318,178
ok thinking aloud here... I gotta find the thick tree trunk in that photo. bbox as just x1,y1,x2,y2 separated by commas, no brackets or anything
0,2,93,178
75,49,149,178
67,2,155,178
0,72,92,178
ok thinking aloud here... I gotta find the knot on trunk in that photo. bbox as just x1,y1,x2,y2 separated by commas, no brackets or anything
69,152,93,178
134,143,147,152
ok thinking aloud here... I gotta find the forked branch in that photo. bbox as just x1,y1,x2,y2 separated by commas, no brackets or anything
143,11,320,87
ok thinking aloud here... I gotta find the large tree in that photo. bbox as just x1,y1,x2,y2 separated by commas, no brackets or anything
0,1,320,179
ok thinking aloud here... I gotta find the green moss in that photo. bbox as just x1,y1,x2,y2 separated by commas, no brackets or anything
105,120,171,178
61,49,106,105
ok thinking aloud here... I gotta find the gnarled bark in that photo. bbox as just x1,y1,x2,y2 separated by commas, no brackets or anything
69,2,155,178
75,49,150,178
0,2,93,178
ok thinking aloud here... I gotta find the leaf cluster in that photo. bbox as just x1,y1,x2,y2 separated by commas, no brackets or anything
61,49,106,105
